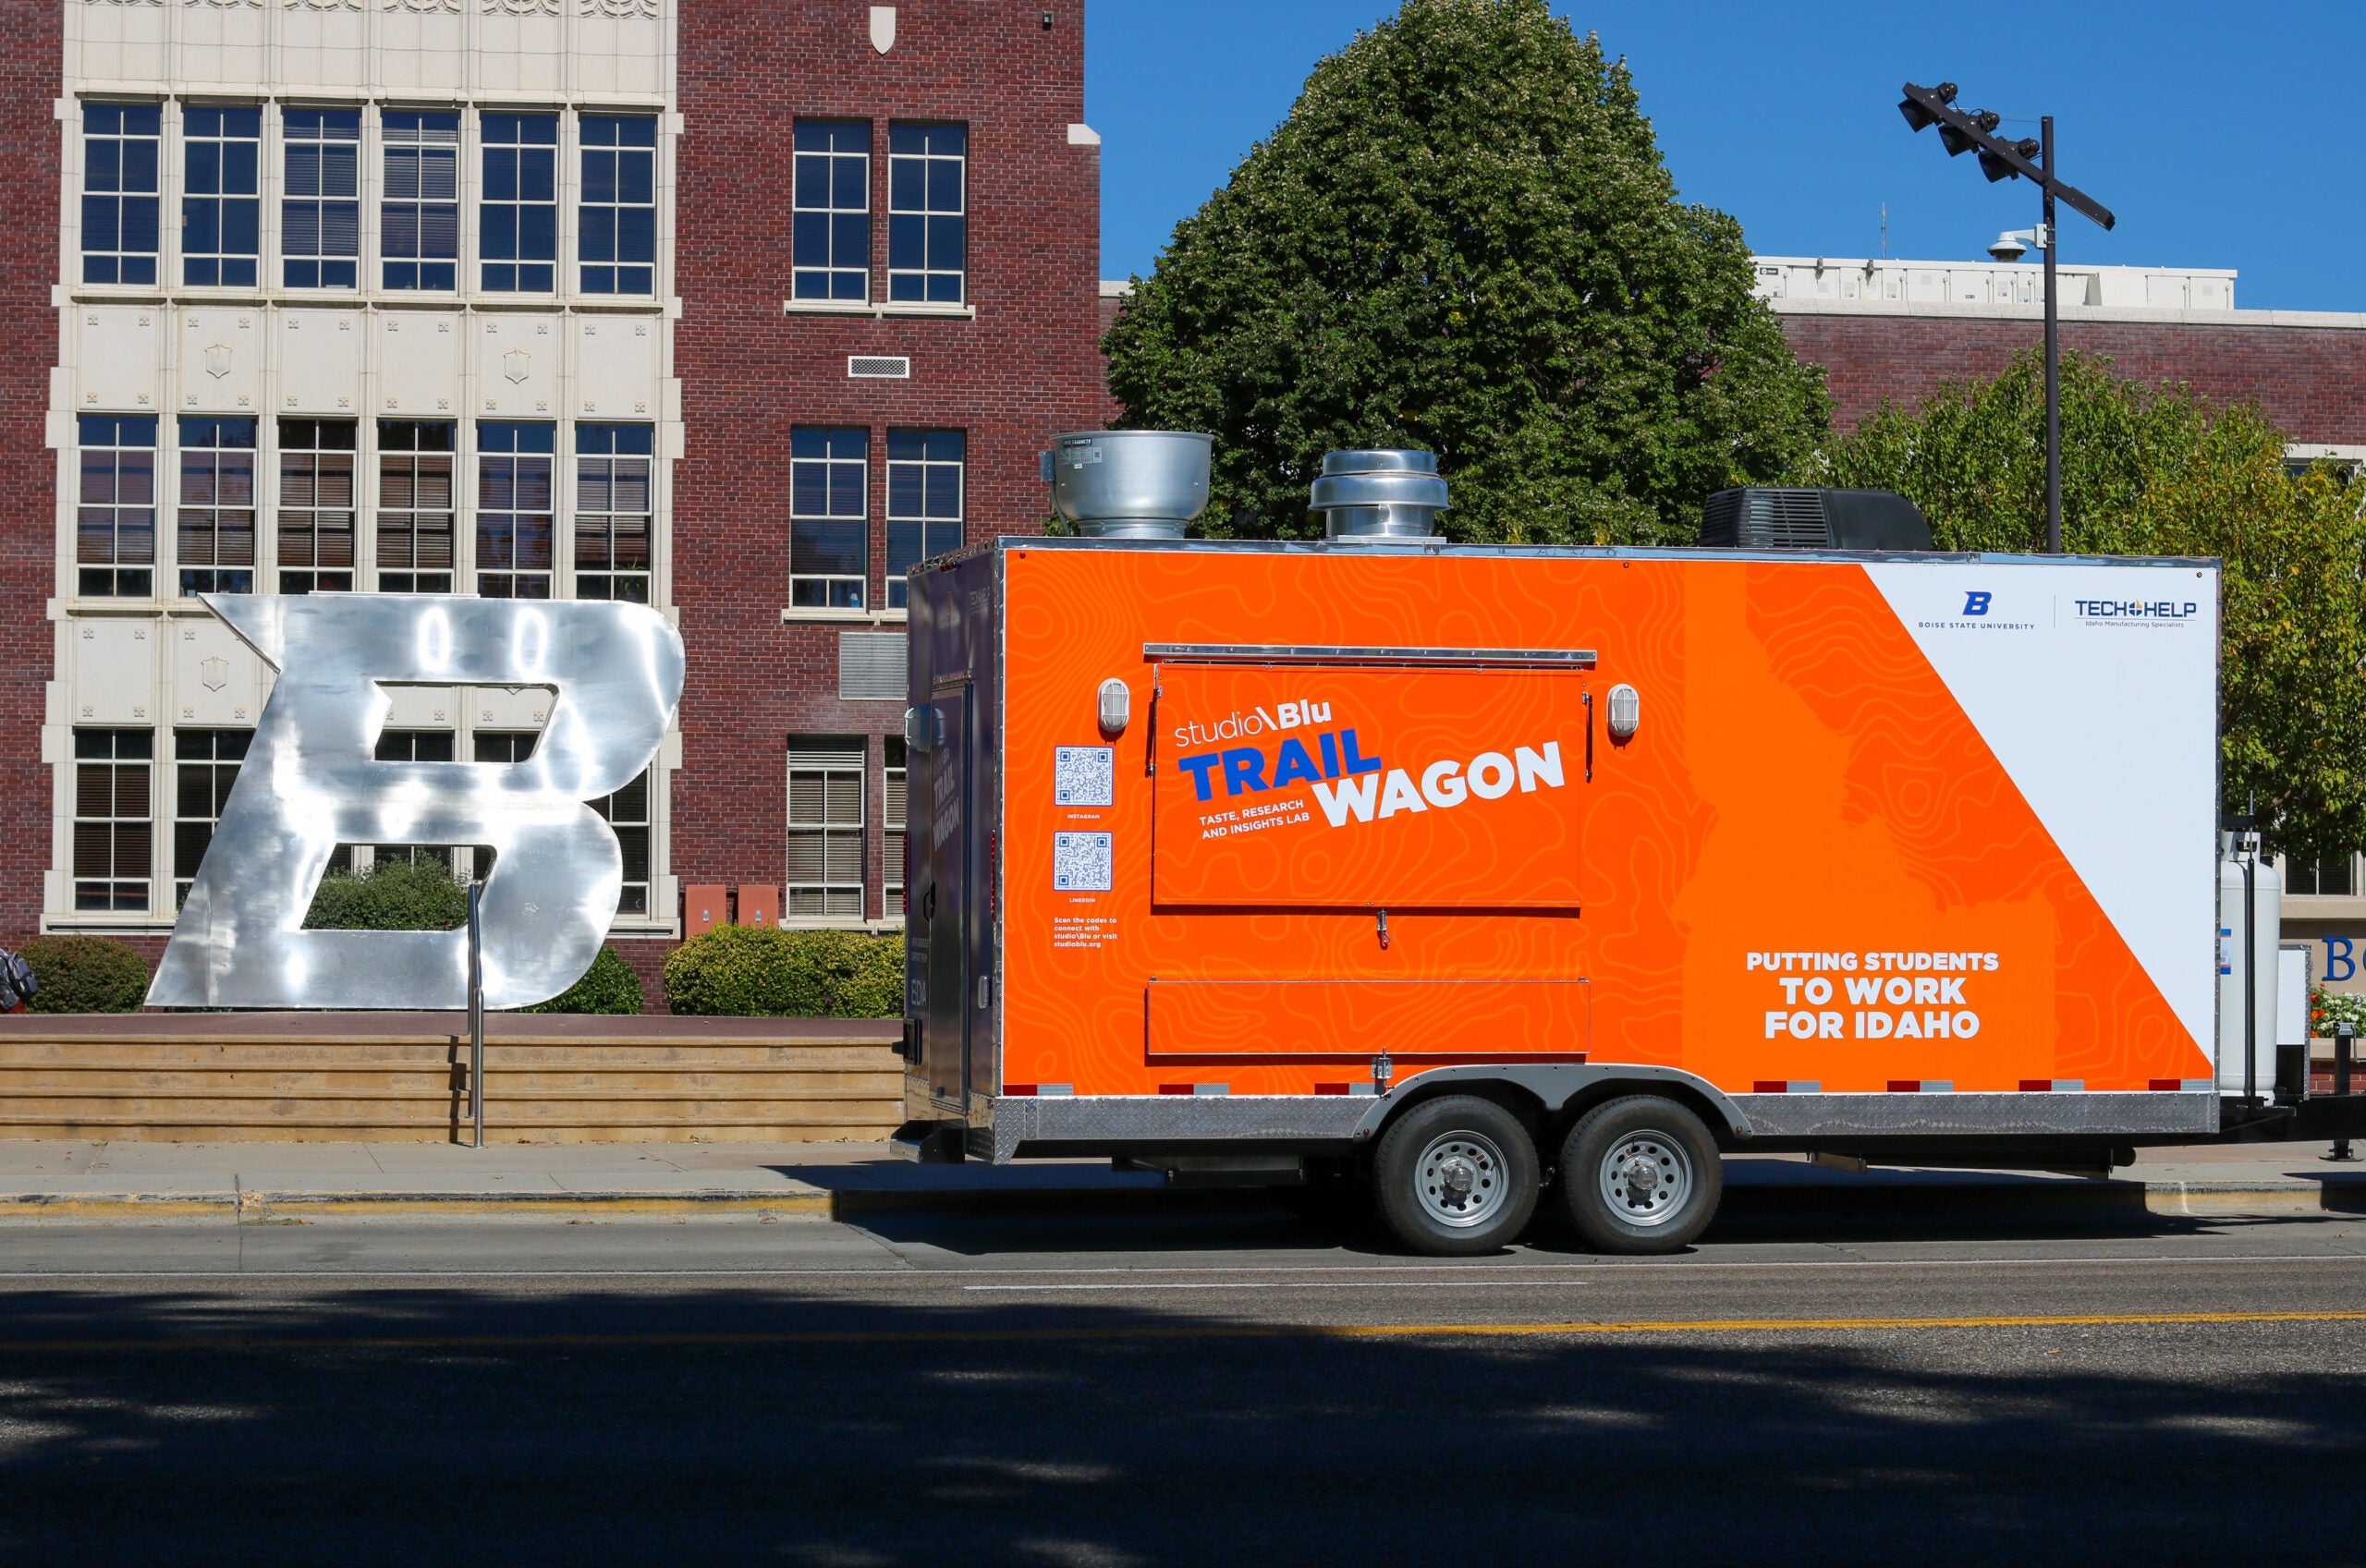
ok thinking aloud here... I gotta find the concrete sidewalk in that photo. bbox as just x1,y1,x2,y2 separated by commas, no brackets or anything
0,1136,2362,1225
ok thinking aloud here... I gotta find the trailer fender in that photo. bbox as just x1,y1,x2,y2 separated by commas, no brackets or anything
1353,1064,1752,1146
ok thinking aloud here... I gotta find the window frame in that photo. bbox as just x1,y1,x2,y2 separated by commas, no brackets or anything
479,110,559,295
380,108,462,293
181,103,262,289
789,426,869,611
172,727,251,906
792,120,873,303
76,414,158,601
883,736,908,917
176,415,258,599
73,727,155,913
280,104,363,291
787,740,868,922
81,101,163,287
574,422,654,603
885,122,966,305
579,114,658,298
374,419,457,593
276,417,358,594
884,428,964,610
475,420,556,600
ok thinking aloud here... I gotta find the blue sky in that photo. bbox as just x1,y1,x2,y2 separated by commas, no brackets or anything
1087,1,2365,312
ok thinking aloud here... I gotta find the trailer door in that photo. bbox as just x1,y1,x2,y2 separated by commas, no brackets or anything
921,678,976,1110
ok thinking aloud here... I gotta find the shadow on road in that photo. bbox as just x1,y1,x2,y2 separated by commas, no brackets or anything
0,1263,2361,1564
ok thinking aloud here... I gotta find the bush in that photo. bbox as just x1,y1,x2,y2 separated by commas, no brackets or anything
517,945,645,1015
21,935,150,1014
664,927,903,1018
303,859,470,930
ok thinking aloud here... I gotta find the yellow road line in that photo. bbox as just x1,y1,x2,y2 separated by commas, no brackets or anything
3,1308,2365,1355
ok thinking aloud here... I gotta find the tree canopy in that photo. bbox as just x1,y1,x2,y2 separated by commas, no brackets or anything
1104,0,1828,544
1807,349,2366,858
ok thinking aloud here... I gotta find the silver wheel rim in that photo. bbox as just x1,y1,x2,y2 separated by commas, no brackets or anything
1597,1133,1692,1227
1415,1130,1510,1229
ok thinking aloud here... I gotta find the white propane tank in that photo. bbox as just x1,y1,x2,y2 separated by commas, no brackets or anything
2216,834,2283,1097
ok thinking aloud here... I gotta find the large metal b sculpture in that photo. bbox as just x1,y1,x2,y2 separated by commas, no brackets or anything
148,595,685,1011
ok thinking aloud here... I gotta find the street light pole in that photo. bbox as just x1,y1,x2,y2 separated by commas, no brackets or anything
1897,83,2114,557
2042,115,2059,554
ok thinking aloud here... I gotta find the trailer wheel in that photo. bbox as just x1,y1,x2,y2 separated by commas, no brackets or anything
1373,1096,1540,1256
1560,1095,1722,1255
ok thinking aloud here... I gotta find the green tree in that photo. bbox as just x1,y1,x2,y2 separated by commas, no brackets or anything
1808,348,2366,858
1104,0,1827,544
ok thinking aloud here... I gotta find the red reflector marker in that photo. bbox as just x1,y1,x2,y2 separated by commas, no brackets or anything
1003,1084,1038,1097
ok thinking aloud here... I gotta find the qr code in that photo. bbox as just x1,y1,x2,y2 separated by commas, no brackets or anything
1055,746,1116,807
1053,832,1114,892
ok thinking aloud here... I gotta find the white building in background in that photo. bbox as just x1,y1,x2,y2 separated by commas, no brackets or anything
1751,256,2237,314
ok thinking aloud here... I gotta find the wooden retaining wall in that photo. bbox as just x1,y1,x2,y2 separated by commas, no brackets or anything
0,1014,904,1143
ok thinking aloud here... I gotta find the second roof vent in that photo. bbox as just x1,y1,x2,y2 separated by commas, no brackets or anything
1311,449,1448,540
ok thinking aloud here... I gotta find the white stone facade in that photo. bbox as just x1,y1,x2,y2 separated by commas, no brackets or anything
50,0,682,934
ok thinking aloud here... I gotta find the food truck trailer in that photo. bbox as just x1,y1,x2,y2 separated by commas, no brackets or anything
892,434,2351,1255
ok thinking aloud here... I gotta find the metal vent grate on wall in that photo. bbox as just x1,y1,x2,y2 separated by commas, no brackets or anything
837,630,908,701
847,355,911,380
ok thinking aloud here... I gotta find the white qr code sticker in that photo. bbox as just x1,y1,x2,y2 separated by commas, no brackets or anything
1055,746,1116,807
1053,832,1114,892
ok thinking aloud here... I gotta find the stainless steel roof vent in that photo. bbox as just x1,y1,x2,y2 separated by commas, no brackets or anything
1042,431,1213,539
1311,449,1448,540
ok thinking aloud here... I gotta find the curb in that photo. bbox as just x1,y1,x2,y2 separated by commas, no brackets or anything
0,1180,2357,1226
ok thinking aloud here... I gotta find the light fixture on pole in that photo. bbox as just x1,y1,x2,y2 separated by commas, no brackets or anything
1899,81,2116,555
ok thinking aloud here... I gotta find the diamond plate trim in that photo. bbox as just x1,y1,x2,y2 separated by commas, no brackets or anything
1732,1091,2218,1138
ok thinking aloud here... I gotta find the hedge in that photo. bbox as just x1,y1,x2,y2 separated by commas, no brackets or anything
21,935,149,1014
517,945,644,1015
664,927,903,1017
303,859,470,930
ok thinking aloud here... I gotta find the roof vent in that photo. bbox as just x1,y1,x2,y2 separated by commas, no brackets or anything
1043,430,1212,539
848,355,910,379
1311,449,1448,540
1701,488,1933,552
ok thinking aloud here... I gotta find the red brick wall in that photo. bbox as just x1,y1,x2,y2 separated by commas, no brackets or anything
672,0,1105,925
0,11,60,950
1781,312,2366,443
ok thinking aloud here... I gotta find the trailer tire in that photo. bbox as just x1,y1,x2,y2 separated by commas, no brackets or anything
1560,1095,1722,1255
1372,1095,1540,1256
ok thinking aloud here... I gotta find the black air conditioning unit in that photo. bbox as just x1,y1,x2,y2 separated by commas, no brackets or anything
1701,488,1934,552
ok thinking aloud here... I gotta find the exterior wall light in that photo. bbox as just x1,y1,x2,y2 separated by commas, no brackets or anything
1097,677,1130,735
1606,683,1640,742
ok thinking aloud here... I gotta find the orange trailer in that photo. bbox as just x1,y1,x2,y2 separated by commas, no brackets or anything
895,517,2328,1253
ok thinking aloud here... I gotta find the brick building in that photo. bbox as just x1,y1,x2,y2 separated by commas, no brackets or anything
18,0,1105,994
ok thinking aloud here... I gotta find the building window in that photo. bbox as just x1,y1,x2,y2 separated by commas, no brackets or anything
787,741,865,920
885,429,963,608
173,728,250,906
2287,853,2358,898
579,115,656,296
74,728,152,912
790,426,867,609
77,415,156,599
377,420,455,592
576,423,652,603
283,107,361,289
277,419,356,593
182,104,261,288
177,416,256,597
82,102,161,286
477,422,554,600
884,737,907,913
481,111,557,293
470,731,537,881
887,123,965,304
382,110,460,291
792,121,871,301
372,729,456,870
592,766,652,917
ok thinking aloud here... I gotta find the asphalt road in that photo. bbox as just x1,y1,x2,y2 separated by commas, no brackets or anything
6,1201,2366,1566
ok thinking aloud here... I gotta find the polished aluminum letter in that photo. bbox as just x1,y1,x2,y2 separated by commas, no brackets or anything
150,595,684,1010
